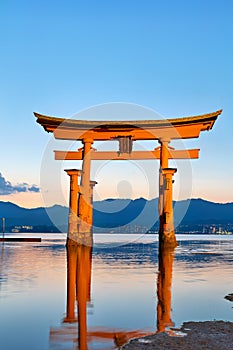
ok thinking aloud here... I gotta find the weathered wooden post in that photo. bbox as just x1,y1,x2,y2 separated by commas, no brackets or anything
65,169,81,245
160,168,177,248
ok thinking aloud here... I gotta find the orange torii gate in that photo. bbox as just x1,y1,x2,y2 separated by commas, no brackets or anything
35,109,222,247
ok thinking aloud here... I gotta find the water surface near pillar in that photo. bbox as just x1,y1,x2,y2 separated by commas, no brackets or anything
0,234,233,350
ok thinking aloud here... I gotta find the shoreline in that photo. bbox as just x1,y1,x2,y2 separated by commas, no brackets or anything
121,321,233,349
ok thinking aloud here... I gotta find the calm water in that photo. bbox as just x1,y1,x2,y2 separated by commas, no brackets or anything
1,234,233,349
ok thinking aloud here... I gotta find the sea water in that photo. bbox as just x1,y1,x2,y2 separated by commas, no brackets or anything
0,234,233,349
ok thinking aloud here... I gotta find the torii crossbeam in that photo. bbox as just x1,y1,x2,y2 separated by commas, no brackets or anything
35,109,222,247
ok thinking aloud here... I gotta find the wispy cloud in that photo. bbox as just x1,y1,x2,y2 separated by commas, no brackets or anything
0,173,40,195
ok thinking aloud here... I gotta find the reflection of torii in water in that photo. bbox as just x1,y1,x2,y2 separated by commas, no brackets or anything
49,242,176,349
157,243,175,334
65,242,92,349
50,243,151,349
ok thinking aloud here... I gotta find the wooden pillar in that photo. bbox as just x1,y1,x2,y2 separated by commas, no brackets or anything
78,138,93,245
65,169,81,243
158,139,170,229
161,168,177,247
89,181,97,228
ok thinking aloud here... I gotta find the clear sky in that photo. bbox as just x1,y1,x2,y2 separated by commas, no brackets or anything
0,0,232,208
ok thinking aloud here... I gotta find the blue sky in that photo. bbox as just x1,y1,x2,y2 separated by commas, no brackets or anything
0,0,232,207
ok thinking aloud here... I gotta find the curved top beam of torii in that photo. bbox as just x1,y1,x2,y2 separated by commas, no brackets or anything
34,109,222,141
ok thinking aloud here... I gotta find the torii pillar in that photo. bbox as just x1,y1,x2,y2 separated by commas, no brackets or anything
65,169,81,245
159,139,177,248
78,138,93,246
65,167,96,246
89,181,97,229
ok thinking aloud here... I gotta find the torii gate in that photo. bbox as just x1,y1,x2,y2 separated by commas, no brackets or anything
35,109,222,247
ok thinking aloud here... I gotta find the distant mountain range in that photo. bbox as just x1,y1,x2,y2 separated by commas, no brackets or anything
0,201,69,232
93,198,233,231
0,198,233,232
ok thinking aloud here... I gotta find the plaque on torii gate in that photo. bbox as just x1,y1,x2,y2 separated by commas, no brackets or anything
35,109,222,247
